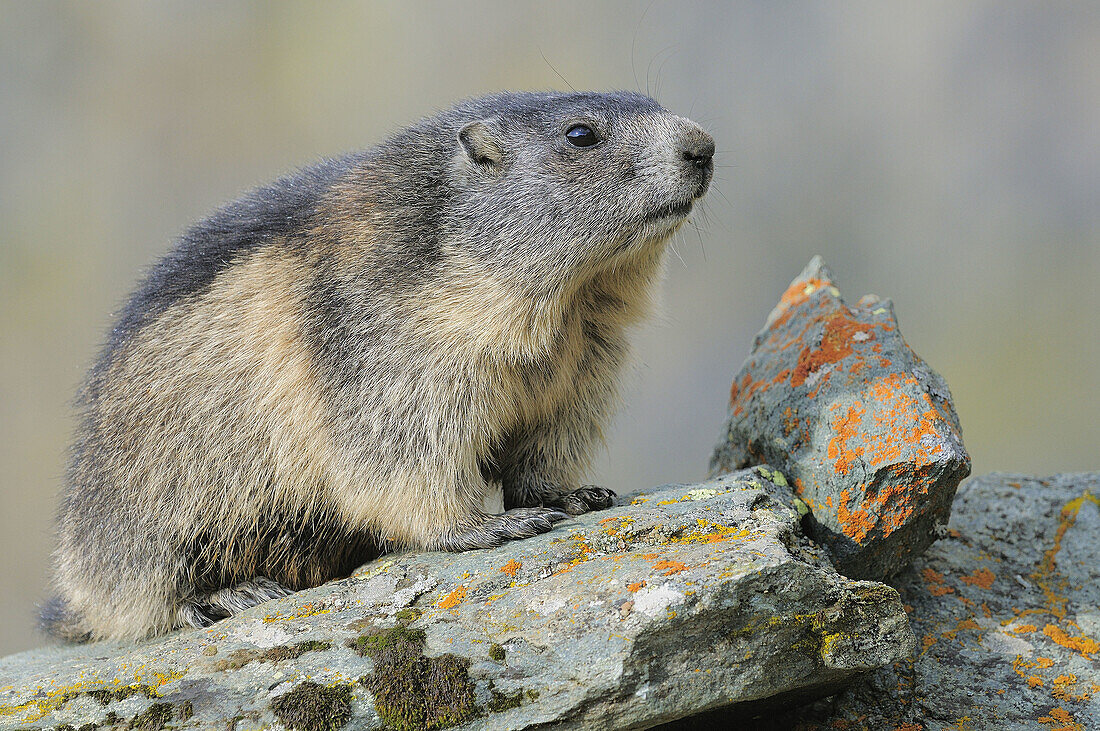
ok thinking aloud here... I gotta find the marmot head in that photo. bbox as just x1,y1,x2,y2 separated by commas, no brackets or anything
435,91,714,295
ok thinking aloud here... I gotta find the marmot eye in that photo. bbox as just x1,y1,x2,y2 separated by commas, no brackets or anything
565,124,598,147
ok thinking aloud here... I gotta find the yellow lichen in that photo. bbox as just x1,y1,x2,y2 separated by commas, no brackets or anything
0,669,186,724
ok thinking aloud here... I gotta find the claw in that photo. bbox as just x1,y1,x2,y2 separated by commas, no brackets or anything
551,485,618,515
437,506,569,551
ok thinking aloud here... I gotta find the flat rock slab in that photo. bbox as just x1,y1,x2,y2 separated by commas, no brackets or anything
710,256,970,580
0,470,913,730
777,472,1100,731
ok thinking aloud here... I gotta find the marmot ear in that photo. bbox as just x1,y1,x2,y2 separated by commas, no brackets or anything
458,120,504,170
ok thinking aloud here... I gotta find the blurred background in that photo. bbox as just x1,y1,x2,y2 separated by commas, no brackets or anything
1,2,1097,656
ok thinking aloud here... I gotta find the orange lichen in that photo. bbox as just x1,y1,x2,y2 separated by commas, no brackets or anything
628,581,646,593
1028,675,1044,688
824,374,955,543
940,617,982,641
764,276,835,336
960,567,995,590
1014,625,1038,634
1043,624,1099,659
1037,657,1055,669
729,366,796,415
1033,492,1100,620
827,403,866,476
438,586,467,610
652,560,688,576
782,406,800,436
1050,675,1090,702
790,311,871,388
1038,707,1083,731
922,568,945,583
920,568,955,597
834,489,873,543
1013,655,1036,678
500,560,521,577
862,374,948,467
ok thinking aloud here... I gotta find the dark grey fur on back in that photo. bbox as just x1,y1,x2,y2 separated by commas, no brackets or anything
103,159,354,361
47,91,714,641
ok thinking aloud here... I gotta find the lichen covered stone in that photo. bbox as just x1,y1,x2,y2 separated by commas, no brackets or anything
0,471,913,729
710,256,970,579
776,472,1100,730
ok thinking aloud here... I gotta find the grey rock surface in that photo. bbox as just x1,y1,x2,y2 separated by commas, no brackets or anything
710,256,971,581
777,472,1100,731
0,470,914,730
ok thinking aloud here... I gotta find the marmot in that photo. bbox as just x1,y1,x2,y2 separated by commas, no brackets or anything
42,91,714,642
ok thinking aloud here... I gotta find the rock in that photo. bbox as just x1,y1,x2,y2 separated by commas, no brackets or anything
710,256,970,580
0,470,914,730
776,472,1100,731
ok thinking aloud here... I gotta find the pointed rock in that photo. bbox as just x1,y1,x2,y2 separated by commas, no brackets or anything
710,256,970,580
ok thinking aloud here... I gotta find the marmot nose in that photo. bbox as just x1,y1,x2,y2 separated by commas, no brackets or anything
680,132,715,171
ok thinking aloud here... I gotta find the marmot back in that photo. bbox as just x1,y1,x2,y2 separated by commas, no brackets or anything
44,91,714,641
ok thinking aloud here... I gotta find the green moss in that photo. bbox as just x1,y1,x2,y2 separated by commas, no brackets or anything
853,583,897,604
488,643,506,662
213,649,259,671
225,715,249,731
271,682,352,731
261,640,332,662
86,685,159,706
394,607,422,625
347,625,426,658
354,626,479,730
127,703,174,731
214,640,332,671
486,683,523,713
175,701,194,722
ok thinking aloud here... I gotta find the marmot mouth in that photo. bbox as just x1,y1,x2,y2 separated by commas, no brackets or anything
647,198,694,221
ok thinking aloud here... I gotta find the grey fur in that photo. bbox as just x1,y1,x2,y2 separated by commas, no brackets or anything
45,91,714,641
